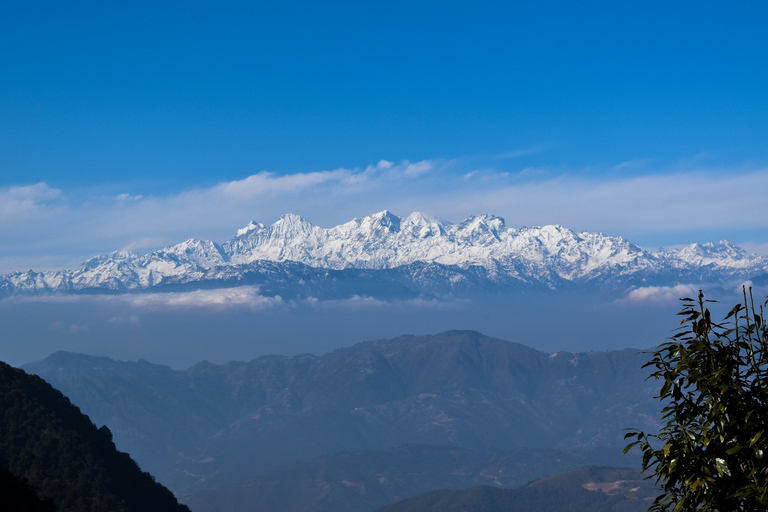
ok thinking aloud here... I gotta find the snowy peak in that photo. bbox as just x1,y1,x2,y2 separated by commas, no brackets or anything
672,240,756,268
236,221,263,237
449,215,506,247
402,212,445,239
359,210,402,235
1,211,766,297
270,213,314,236
158,239,229,267
82,250,138,269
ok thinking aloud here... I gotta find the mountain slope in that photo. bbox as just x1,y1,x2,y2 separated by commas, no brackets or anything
184,445,635,512
0,361,190,512
3,211,766,297
25,331,659,495
374,466,656,512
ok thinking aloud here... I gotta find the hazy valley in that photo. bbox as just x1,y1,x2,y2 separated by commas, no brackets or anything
16,330,661,511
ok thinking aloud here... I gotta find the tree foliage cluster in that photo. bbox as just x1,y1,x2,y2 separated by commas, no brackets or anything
0,361,189,512
626,287,768,511
0,464,56,512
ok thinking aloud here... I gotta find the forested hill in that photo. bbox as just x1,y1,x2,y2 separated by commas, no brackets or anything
0,360,189,512
0,465,56,512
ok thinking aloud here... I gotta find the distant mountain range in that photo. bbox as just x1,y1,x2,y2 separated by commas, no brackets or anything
24,331,659,501
185,446,637,512
3,211,767,298
374,466,657,512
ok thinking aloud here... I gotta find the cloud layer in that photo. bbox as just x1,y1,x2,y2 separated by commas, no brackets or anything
2,158,768,273
618,284,700,305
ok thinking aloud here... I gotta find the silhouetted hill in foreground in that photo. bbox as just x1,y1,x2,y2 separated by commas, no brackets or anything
25,331,659,495
375,467,657,512
0,465,56,512
0,361,189,512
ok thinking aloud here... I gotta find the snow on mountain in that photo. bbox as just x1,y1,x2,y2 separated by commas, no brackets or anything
668,241,757,269
156,239,230,268
222,211,655,278
1,211,766,297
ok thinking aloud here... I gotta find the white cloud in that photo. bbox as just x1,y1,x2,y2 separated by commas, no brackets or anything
402,160,433,176
108,315,140,325
435,170,768,234
739,242,768,257
611,159,652,171
121,236,174,253
48,320,92,333
127,287,284,310
618,284,699,305
214,169,352,199
116,193,143,201
1,159,767,274
307,295,461,312
6,286,465,315
11,286,284,310
0,183,62,221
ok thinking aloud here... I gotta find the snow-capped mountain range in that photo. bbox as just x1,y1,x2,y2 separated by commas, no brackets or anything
2,211,766,298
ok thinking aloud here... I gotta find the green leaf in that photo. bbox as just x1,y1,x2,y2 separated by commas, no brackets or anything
715,458,732,477
724,304,743,320
629,292,768,509
623,441,640,455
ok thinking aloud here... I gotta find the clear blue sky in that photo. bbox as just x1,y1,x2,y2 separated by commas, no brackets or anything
1,1,767,272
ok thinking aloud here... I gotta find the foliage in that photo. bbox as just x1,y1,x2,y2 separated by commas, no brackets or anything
625,287,768,511
0,464,56,512
0,361,190,512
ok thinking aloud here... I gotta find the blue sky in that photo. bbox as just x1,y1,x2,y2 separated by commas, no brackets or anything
1,1,768,273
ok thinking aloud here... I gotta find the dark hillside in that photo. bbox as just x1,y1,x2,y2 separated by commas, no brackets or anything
0,465,56,512
0,361,189,512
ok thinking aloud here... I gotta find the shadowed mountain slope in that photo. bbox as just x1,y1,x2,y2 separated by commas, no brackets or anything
0,361,189,512
25,331,659,495
374,466,656,512
0,465,56,512
184,445,635,512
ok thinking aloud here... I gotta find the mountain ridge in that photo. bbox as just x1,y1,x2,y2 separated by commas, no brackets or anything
373,466,656,512
24,330,659,495
3,211,766,297
184,447,640,512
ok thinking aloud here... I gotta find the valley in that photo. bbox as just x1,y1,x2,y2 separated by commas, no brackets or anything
22,330,660,511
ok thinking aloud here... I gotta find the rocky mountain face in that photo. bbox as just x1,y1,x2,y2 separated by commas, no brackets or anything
25,331,660,497
3,211,766,298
